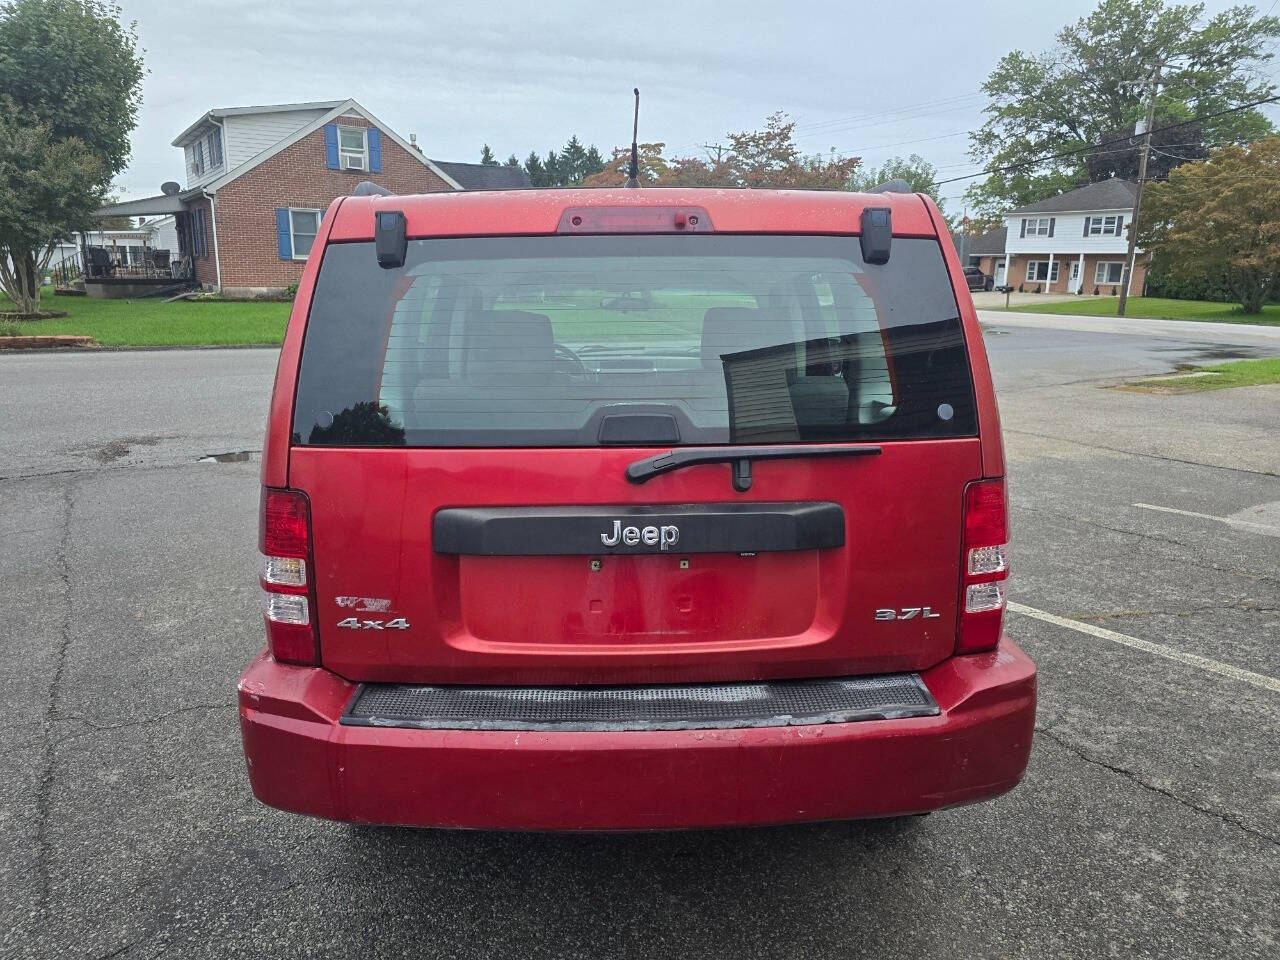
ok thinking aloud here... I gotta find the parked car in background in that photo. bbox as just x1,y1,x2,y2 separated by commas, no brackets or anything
239,187,1035,831
964,265,995,291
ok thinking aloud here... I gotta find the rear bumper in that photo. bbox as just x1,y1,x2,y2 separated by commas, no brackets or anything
237,640,1036,830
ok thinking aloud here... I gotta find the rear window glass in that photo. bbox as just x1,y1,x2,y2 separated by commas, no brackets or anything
293,234,975,447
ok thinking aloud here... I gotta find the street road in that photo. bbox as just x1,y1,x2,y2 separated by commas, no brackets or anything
1,312,1277,959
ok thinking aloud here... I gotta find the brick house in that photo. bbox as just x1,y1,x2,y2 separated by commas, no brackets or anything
95,99,529,297
999,179,1149,295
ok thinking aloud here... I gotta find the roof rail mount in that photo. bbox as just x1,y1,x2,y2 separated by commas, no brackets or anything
860,207,892,265
354,180,393,197
865,178,912,194
375,210,407,269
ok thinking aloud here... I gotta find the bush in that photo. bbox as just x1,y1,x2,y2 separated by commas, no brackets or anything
1093,285,1100,296
1144,266,1235,302
284,283,299,300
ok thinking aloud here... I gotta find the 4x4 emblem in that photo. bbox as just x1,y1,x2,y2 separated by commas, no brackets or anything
337,617,410,630
875,607,942,621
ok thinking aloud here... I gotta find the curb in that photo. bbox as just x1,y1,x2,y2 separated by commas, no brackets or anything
0,335,96,350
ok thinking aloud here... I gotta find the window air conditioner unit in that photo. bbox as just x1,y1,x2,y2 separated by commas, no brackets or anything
343,154,365,171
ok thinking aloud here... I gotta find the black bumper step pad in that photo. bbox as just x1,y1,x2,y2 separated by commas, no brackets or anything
342,673,939,732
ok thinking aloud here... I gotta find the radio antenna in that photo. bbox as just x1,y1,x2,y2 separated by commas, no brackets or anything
626,88,640,188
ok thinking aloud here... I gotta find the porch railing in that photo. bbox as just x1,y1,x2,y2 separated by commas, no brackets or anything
50,248,193,288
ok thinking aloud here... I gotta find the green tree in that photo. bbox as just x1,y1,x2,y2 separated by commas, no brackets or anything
559,135,588,183
966,0,1279,216
583,145,606,178
504,154,521,169
1083,112,1208,183
0,0,144,313
1139,137,1280,314
479,143,498,166
850,154,948,215
544,150,562,186
523,151,547,187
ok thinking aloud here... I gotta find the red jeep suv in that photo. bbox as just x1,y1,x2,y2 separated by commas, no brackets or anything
238,187,1035,830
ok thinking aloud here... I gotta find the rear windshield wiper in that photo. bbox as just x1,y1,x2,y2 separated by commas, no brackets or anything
625,444,882,492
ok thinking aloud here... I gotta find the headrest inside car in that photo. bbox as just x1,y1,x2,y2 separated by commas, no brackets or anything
463,310,555,376
701,307,797,370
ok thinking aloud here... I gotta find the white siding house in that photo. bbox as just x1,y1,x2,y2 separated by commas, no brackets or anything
171,101,343,190
221,107,337,168
995,179,1147,295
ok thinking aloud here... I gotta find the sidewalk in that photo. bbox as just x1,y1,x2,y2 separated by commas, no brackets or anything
970,291,1107,309
977,309,1280,348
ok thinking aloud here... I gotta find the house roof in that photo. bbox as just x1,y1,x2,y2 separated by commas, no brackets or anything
194,99,464,193
429,160,531,190
94,193,188,217
1008,179,1138,215
967,226,1007,256
171,100,345,146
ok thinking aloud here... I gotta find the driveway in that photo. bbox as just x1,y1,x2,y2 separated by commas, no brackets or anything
1,322,1277,959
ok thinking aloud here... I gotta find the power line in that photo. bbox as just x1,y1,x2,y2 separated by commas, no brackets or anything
837,129,973,155
792,92,984,134
935,94,1280,186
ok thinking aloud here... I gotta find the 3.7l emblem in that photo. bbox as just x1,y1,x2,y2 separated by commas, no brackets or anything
875,607,942,621
600,520,680,551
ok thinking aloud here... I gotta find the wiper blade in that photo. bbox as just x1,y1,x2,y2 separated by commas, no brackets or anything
625,444,882,492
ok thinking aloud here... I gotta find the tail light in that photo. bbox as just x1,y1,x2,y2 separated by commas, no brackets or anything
958,478,1009,653
259,488,319,664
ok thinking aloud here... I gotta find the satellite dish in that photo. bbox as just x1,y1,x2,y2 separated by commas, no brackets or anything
160,181,181,196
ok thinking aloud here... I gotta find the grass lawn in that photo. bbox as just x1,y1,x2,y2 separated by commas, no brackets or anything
1130,356,1280,392
1014,296,1280,327
0,290,290,346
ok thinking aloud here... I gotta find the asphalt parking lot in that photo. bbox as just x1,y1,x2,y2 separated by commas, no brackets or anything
1,313,1277,959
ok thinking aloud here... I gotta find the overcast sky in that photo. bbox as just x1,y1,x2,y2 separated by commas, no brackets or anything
114,0,1276,212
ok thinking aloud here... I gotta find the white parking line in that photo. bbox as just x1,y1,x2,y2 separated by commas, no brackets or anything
1133,502,1280,535
1007,602,1280,695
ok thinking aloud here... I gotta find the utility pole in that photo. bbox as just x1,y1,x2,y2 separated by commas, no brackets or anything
700,143,729,165
1118,64,1160,317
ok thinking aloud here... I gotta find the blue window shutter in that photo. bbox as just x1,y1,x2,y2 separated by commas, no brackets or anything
367,128,383,172
276,208,292,260
324,124,339,169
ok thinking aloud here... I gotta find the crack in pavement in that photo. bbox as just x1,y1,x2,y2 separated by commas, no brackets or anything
34,477,77,915
1004,428,1279,477
1,454,260,485
1016,503,1280,586
55,702,237,743
1034,725,1280,849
